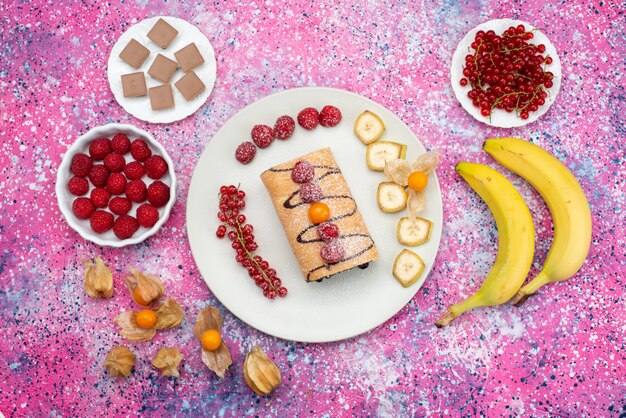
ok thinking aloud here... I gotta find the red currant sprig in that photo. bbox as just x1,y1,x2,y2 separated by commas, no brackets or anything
216,185,287,299
459,24,554,120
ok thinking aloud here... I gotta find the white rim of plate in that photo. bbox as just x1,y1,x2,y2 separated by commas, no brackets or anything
450,18,562,128
107,16,217,124
186,87,444,342
56,123,177,247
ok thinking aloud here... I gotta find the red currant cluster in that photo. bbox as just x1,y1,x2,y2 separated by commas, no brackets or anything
216,185,287,299
460,24,554,120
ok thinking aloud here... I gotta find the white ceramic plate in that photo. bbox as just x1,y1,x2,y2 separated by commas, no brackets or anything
451,19,562,128
56,123,176,247
107,16,216,124
187,87,443,342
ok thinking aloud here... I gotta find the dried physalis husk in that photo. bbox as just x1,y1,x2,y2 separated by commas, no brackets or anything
125,266,165,307
114,310,157,341
152,347,183,377
83,257,113,298
154,299,184,329
194,306,232,379
243,345,282,396
104,345,135,377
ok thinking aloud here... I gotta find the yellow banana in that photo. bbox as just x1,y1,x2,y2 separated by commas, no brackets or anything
484,138,592,306
435,163,535,327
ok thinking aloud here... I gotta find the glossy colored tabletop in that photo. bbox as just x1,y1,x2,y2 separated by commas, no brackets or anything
1,1,624,416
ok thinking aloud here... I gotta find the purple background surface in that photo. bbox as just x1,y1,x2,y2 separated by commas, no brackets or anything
1,0,624,417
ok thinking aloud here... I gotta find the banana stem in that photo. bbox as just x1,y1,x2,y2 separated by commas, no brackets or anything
434,294,483,328
511,271,551,307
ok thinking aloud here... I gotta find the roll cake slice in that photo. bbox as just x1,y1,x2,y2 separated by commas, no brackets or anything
260,147,378,282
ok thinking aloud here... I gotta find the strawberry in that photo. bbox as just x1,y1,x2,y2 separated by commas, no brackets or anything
144,155,168,179
136,203,159,227
147,181,170,207
111,133,131,154
109,196,132,215
104,153,126,173
70,153,93,177
89,137,112,161
89,165,110,188
106,172,127,195
125,179,147,203
124,161,145,180
90,210,114,233
113,215,139,239
72,197,95,220
68,176,89,196
130,139,152,162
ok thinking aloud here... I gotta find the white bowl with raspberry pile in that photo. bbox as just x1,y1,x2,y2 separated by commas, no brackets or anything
56,123,176,247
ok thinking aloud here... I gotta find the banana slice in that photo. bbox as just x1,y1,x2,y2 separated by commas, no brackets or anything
354,110,385,144
392,249,425,287
366,141,407,171
397,216,432,246
377,182,407,213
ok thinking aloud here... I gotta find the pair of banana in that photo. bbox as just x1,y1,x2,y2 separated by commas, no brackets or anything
435,138,592,327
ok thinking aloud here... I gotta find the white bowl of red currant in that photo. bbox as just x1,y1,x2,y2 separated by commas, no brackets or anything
451,18,562,128
56,123,176,247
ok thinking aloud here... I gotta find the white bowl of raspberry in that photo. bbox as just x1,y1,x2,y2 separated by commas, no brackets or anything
56,123,177,247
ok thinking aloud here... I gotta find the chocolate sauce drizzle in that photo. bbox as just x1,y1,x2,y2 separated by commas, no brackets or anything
269,164,376,281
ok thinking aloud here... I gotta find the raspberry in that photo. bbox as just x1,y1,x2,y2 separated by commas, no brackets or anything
251,124,274,148
319,105,342,127
136,203,160,228
72,197,95,220
300,182,322,203
89,165,110,188
109,196,132,215
111,133,131,154
291,160,315,183
89,137,112,161
147,181,170,207
273,115,295,140
104,153,126,173
70,153,93,177
125,179,147,203
130,139,152,162
106,172,127,195
68,176,89,196
235,141,256,164
90,210,114,233
90,187,110,208
113,215,139,239
144,155,168,179
318,222,339,242
297,107,319,130
320,240,345,264
124,161,145,180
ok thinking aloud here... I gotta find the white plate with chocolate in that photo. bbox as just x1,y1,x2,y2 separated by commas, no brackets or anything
107,16,216,124
186,88,443,343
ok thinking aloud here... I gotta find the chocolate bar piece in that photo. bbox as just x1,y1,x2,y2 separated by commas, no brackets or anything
147,18,178,49
175,71,205,101
260,148,378,282
121,72,147,98
174,43,204,72
148,54,178,83
149,84,174,110
119,39,150,69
